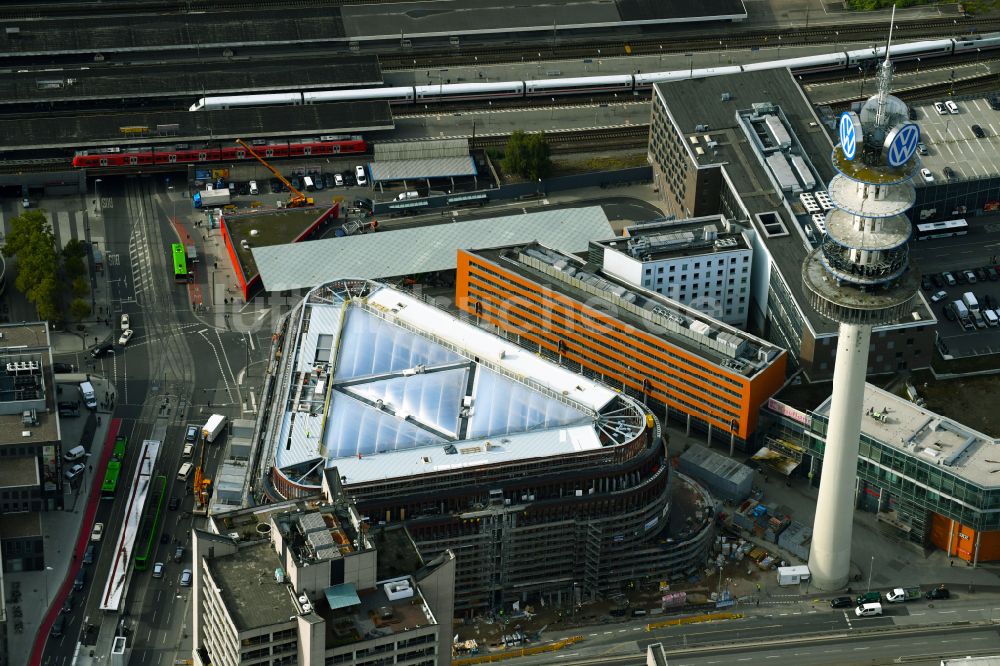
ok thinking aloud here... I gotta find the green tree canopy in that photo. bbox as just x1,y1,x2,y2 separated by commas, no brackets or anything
62,239,88,278
502,130,552,181
3,210,61,322
69,298,92,321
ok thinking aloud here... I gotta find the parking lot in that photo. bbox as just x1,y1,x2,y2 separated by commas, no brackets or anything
922,265,1000,358
913,96,1000,182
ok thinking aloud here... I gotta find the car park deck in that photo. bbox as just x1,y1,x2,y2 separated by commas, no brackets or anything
0,57,382,106
913,97,1000,183
0,102,393,151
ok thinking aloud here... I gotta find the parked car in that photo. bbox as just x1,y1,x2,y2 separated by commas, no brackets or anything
59,402,81,417
926,586,950,600
118,329,134,346
931,290,948,303
91,342,115,358
269,179,282,194
917,141,928,155
83,543,96,565
944,166,957,180
987,267,999,282
64,463,85,480
943,304,957,321
934,101,947,115
323,173,336,188
354,165,368,186
334,173,344,187
53,362,75,373
185,425,199,443
830,596,853,609
931,274,944,288
956,270,969,285
972,124,986,138
946,100,960,114
920,168,934,183
920,276,933,291
965,270,979,284
313,174,325,191
942,272,957,286
90,523,104,542
974,267,988,282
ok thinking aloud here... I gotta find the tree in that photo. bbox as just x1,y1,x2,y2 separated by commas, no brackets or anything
71,275,89,298
3,210,60,322
62,239,88,278
502,131,552,181
69,298,92,321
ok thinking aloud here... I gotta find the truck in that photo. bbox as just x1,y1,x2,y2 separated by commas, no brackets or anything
885,586,921,603
192,188,231,209
776,565,811,586
202,414,227,443
79,381,97,409
954,299,970,320
963,291,979,311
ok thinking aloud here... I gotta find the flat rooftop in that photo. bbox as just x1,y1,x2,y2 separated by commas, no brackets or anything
318,576,435,647
0,57,382,105
274,280,648,488
655,69,933,336
607,214,749,262
205,540,297,631
342,0,746,40
0,102,393,151
912,97,1000,183
814,383,1000,489
0,456,40,487
224,207,337,284
0,511,41,538
0,322,50,349
473,242,784,377
254,206,614,292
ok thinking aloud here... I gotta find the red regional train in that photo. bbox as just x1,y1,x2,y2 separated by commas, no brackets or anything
71,136,366,168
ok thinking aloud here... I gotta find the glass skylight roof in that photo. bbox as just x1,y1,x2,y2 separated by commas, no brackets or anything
323,393,445,458
345,368,469,439
467,368,591,439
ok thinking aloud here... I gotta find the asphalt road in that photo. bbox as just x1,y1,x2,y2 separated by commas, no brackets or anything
42,175,271,663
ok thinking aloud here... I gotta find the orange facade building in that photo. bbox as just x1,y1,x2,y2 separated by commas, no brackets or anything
456,244,787,447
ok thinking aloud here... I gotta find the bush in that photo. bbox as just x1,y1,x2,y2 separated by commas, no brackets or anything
501,131,552,180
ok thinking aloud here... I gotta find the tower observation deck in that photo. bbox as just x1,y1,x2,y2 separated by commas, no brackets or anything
802,10,921,592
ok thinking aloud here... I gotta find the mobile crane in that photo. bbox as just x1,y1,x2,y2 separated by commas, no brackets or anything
234,139,314,208
193,429,212,512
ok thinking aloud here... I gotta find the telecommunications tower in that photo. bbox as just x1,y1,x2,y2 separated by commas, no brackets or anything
802,8,920,591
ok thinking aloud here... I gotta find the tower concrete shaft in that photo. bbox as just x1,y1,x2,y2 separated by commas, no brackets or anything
807,323,870,590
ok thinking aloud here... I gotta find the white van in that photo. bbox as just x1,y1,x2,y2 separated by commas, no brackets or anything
177,462,193,482
855,602,883,617
79,381,97,409
986,309,999,327
303,176,315,191
64,445,86,462
248,180,258,195
396,191,419,200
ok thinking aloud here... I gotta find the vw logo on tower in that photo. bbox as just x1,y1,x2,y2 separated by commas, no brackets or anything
838,112,862,161
884,122,920,167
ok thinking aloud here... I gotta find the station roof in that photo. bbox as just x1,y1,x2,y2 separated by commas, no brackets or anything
224,207,338,285
253,206,614,291
369,157,477,182
0,102,393,151
342,0,746,40
815,383,1000,489
653,69,933,336
0,57,382,105
0,9,347,56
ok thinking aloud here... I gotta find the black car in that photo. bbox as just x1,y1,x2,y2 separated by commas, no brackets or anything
972,124,986,138
990,95,1000,111
91,342,114,358
61,595,75,614
943,304,957,321
956,270,969,285
975,267,989,282
53,362,75,373
354,197,373,210
290,176,301,191
926,586,950,600
987,267,999,282
931,274,944,288
168,496,180,511
944,166,957,180
323,173,336,188
985,293,997,310
237,182,250,196
59,402,80,417
829,596,853,609
920,276,933,291
270,179,282,194
185,425,199,443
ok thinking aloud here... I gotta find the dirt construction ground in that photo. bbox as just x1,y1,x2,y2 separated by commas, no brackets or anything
910,370,1000,438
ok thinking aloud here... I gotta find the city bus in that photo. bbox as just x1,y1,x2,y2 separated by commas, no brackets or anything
134,475,166,571
101,460,121,499
111,435,127,462
915,219,969,240
171,243,189,282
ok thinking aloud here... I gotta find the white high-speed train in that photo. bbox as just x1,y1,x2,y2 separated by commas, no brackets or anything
189,34,1000,111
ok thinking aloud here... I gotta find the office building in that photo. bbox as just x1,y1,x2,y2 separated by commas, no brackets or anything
193,474,455,666
647,68,935,380
254,279,715,614
590,214,753,328
457,243,786,448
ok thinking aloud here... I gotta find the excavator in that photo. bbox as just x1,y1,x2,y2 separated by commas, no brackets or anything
234,138,314,208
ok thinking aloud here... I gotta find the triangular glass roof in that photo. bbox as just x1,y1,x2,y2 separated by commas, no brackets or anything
467,368,591,439
334,309,465,380
345,367,468,438
323,393,445,459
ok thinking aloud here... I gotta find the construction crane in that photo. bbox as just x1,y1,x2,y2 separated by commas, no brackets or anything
234,139,314,208
193,431,212,511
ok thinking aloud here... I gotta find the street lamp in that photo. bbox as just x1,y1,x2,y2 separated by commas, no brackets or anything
94,179,103,217
866,555,874,592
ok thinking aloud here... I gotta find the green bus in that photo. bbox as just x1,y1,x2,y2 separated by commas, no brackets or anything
112,435,127,462
171,243,189,282
134,475,167,571
101,460,121,499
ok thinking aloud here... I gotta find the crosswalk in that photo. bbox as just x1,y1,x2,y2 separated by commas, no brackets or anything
0,205,93,249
